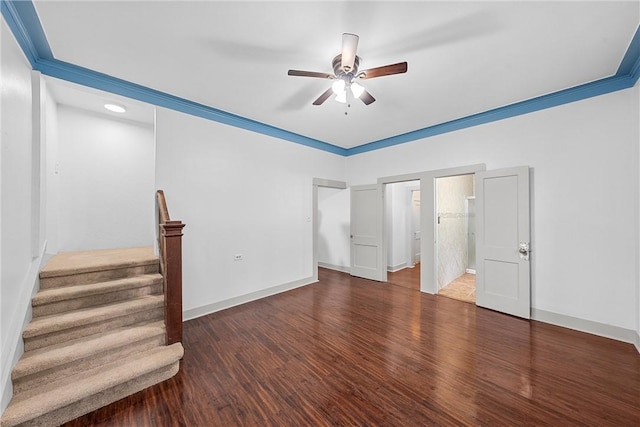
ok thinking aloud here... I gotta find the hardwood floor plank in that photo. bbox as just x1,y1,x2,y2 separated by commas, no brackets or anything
62,268,640,426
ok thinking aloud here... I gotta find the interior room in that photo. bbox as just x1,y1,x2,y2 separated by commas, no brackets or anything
2,1,640,426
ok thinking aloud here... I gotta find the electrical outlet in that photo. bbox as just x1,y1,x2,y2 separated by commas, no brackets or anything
234,254,243,261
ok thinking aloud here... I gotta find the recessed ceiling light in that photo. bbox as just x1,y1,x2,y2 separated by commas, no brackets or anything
104,103,126,113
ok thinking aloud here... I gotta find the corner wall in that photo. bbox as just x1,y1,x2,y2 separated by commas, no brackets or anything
155,108,347,318
347,87,639,333
636,83,640,352
1,16,38,413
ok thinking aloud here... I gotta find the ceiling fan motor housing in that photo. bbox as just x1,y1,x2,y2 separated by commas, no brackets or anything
333,54,360,79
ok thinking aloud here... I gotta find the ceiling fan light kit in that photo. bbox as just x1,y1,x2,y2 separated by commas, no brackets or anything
288,33,408,107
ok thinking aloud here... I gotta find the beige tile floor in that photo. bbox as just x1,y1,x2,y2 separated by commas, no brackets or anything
438,273,476,304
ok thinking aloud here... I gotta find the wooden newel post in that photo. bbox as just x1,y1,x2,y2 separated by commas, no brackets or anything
162,220,185,345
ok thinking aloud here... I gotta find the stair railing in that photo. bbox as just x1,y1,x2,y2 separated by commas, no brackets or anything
156,190,186,345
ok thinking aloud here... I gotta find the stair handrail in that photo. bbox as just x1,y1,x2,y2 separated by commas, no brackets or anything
156,190,185,345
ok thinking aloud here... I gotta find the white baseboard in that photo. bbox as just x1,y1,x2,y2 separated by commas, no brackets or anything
465,269,476,274
387,262,407,273
1,243,48,414
318,262,350,274
532,308,639,353
183,276,315,322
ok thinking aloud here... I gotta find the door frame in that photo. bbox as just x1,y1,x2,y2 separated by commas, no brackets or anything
378,173,425,284
312,178,347,282
378,164,486,294
426,165,485,294
465,196,476,274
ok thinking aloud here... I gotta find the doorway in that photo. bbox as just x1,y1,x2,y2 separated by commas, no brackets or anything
435,174,476,303
385,181,420,290
312,178,348,282
350,164,530,318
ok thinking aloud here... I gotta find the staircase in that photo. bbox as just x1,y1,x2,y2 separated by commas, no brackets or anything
0,247,184,427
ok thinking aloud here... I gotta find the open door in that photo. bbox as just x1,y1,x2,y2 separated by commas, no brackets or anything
350,184,385,281
475,166,530,319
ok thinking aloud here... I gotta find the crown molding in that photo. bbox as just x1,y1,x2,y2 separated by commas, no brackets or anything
35,58,347,155
347,73,637,156
2,0,638,158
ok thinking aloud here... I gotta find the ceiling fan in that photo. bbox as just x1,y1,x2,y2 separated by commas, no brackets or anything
287,33,408,106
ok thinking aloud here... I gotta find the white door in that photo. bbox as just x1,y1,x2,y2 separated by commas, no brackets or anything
475,166,530,319
350,184,385,281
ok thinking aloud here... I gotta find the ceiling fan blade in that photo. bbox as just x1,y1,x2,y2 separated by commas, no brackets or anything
341,33,359,72
288,70,334,79
359,89,376,105
359,62,408,79
312,88,334,105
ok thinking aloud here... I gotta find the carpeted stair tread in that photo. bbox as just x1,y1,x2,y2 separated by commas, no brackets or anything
40,247,157,279
32,274,163,307
23,295,164,339
0,343,184,427
13,321,166,381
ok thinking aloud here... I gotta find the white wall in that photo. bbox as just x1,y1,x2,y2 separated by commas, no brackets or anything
155,108,346,316
436,174,474,289
347,88,639,331
636,83,640,350
317,187,350,270
55,106,155,252
1,17,38,413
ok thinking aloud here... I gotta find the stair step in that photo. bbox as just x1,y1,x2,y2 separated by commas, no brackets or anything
0,343,184,427
32,274,163,317
23,295,164,351
40,247,159,289
12,322,166,396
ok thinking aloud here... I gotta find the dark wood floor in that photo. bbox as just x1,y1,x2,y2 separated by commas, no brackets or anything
64,268,640,426
386,263,420,290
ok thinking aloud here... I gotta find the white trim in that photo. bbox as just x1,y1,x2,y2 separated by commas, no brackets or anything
532,308,639,350
312,178,347,189
387,262,408,273
318,262,350,274
377,172,424,185
465,269,476,274
183,276,316,322
1,242,48,413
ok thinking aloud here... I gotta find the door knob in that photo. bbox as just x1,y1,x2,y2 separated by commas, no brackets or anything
519,242,530,261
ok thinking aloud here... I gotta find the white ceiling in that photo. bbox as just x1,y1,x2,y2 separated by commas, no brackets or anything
34,1,639,149
47,77,155,125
